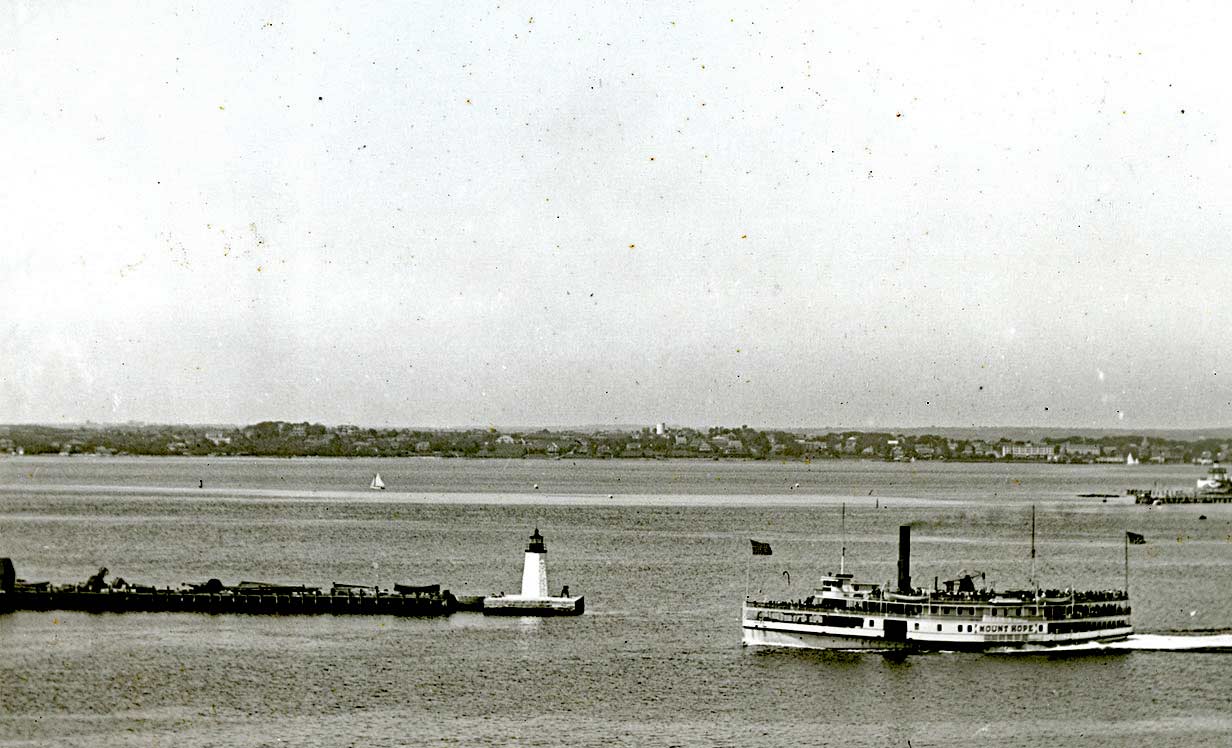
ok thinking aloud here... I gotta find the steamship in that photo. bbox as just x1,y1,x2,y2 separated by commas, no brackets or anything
742,524,1132,652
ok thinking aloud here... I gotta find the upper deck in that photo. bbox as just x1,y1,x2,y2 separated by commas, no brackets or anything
753,590,1128,622
757,573,1129,622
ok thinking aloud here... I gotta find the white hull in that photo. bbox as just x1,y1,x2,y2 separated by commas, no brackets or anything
742,611,1133,652
743,625,911,651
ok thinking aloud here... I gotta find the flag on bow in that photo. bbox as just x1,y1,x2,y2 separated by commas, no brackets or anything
750,539,773,556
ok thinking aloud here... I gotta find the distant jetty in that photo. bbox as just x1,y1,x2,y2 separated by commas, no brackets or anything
0,529,585,618
1127,464,1232,504
0,559,452,617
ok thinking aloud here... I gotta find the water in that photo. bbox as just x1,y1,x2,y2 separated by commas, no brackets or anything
2,457,1230,747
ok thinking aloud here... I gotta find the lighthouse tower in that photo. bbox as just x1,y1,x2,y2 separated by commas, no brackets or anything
521,528,549,598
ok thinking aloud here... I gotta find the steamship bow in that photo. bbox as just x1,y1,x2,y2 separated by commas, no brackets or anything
742,525,1132,652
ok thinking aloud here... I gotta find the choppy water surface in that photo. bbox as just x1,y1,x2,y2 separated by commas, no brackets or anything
1,457,1230,747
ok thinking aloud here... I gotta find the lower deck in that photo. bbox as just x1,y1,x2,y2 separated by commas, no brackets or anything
742,602,1133,651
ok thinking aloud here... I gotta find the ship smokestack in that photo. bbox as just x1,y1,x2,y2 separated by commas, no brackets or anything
1,558,14,592
897,525,911,593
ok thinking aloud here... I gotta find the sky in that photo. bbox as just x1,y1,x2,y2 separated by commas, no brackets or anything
3,1,1231,429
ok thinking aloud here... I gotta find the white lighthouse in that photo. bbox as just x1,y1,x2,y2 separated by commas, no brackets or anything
521,528,549,598
482,528,585,616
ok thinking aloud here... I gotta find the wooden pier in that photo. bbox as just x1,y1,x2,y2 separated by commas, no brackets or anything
0,558,454,617
3,587,453,616
1129,489,1232,504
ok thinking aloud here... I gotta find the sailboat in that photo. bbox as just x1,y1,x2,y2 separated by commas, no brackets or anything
370,473,386,490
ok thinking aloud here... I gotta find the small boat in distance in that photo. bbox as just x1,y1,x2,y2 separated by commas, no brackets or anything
370,473,385,490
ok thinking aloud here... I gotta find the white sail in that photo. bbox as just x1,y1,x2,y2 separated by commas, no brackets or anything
370,473,385,490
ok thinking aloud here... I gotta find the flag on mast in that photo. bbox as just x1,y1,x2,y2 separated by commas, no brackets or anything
1126,531,1146,545
750,540,773,556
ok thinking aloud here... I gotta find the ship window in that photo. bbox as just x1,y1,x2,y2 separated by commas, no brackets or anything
1038,624,1044,632
914,623,919,630
867,620,873,627
937,624,942,632
967,624,972,632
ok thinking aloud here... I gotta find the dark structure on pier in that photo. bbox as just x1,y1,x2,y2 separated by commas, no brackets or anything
0,559,453,617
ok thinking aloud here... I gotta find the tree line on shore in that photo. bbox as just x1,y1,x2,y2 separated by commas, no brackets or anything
1,421,1227,464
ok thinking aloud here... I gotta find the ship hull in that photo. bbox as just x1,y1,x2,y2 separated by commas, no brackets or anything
742,623,912,651
742,614,1133,653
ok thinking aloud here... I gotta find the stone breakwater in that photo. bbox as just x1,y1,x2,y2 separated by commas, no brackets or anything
1,585,454,617
0,558,454,617
0,558,584,618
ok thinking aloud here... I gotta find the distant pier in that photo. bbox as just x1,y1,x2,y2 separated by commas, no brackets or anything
1128,489,1232,504
0,559,452,617
2,586,452,616
0,535,585,618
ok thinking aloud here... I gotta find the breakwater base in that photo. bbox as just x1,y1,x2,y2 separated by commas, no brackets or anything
1,585,454,616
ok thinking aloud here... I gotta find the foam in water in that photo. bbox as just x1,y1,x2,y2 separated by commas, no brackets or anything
994,633,1232,654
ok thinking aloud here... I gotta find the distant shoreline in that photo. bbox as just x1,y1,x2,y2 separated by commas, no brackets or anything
0,452,1213,469
1,421,1227,465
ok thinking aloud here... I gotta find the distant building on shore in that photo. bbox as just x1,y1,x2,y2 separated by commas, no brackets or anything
1062,442,1101,458
1002,443,1056,460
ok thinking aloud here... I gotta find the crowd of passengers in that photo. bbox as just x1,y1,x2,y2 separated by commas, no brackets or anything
882,587,1128,603
755,592,1131,618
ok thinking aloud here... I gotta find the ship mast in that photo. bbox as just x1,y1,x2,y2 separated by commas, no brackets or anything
1030,505,1037,592
839,503,846,575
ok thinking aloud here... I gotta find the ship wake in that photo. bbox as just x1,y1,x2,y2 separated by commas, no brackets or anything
992,633,1232,654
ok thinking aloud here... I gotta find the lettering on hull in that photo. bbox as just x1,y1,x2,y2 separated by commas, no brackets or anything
977,623,1040,634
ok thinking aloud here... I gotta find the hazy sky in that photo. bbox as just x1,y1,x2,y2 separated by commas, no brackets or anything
4,2,1230,429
